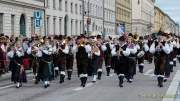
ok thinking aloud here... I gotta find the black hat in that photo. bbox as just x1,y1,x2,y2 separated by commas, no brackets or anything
119,36,125,41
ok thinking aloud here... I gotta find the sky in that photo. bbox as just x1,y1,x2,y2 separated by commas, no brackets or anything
156,0,180,24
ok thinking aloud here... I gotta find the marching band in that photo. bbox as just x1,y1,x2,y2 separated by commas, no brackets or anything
0,31,180,88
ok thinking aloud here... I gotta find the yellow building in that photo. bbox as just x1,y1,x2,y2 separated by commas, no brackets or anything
116,0,132,34
154,6,166,33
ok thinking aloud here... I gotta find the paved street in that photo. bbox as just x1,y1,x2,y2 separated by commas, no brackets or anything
0,62,179,101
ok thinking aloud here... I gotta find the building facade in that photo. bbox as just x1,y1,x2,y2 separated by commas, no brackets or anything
154,6,166,33
0,0,45,37
164,15,176,33
45,0,83,36
104,0,116,35
83,0,104,34
132,0,155,36
116,0,132,34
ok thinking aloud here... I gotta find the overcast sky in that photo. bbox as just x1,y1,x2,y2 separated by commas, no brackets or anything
156,0,180,24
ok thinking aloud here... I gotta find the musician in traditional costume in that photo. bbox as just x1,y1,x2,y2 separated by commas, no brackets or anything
27,37,43,84
149,33,171,87
172,36,179,67
103,37,113,76
7,39,25,88
38,37,53,88
56,38,69,83
75,35,91,87
91,38,100,83
66,37,75,80
126,34,138,83
97,35,104,80
136,36,149,73
111,36,130,87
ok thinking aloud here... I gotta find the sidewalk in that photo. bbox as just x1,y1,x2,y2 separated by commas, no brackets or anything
0,70,33,81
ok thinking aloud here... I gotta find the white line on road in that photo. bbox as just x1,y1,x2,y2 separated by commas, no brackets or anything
162,70,180,101
73,82,94,91
143,69,154,76
0,85,14,90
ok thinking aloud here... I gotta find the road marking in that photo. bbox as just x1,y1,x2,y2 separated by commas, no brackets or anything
73,82,94,91
143,69,153,76
0,85,14,90
162,70,180,101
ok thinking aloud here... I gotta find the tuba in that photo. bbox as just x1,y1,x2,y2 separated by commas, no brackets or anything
133,33,140,42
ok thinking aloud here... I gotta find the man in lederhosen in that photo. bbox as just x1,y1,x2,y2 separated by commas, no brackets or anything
150,32,171,87
136,36,149,73
91,37,100,83
97,35,104,80
112,36,130,87
103,37,113,76
56,37,69,83
76,35,91,87
126,34,138,83
27,37,42,84
66,36,75,80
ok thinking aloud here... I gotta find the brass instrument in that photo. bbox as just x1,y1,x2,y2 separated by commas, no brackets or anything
0,36,7,43
133,33,140,42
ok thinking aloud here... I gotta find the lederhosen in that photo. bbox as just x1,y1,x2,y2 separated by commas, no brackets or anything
53,43,59,78
76,45,88,87
154,42,167,76
91,48,100,81
146,39,153,63
126,44,137,82
172,43,178,67
66,44,74,80
30,53,40,79
137,42,145,73
115,44,128,76
164,43,173,79
57,47,67,83
97,46,104,80
104,43,112,76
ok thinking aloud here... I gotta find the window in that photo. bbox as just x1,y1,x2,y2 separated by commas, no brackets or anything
80,21,82,34
59,0,62,10
53,0,56,9
80,5,82,14
53,17,56,35
59,18,62,35
75,20,78,34
30,17,35,35
0,13,3,34
46,16,49,35
11,15,15,35
65,1,68,12
46,0,49,8
71,20,73,35
71,3,73,13
75,4,78,14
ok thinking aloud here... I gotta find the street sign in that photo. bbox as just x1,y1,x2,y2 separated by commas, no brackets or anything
35,19,41,28
34,11,42,28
